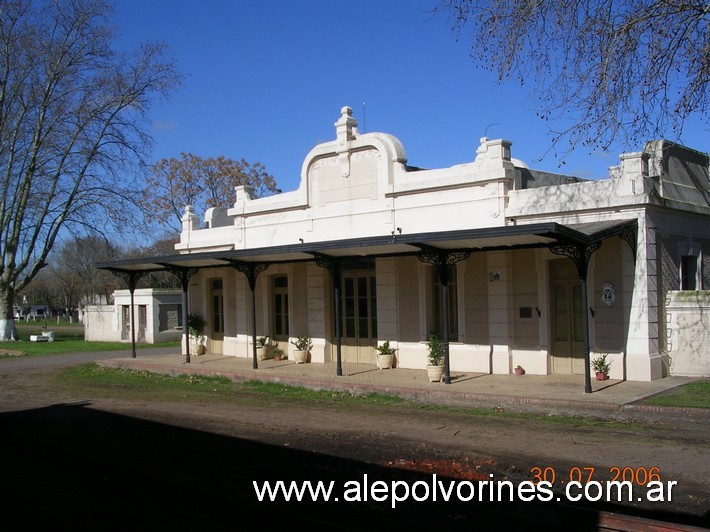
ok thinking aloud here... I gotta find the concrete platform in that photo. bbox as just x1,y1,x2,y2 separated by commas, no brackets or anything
98,352,709,421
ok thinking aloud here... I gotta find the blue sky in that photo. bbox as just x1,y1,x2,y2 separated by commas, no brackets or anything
113,0,707,193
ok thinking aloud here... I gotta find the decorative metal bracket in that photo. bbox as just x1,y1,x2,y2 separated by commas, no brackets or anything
417,249,471,284
417,249,471,268
312,253,341,280
549,242,601,279
105,269,148,291
228,261,269,290
618,227,637,264
159,265,199,290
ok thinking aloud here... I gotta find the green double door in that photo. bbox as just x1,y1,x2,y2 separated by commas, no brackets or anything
550,260,585,374
340,271,377,364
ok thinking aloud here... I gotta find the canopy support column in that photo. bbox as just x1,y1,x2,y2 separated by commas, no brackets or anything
162,266,199,364
313,255,343,376
416,249,470,384
230,261,269,369
550,242,601,393
106,270,147,359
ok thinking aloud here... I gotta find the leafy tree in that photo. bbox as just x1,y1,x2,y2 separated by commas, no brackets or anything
438,0,708,156
140,153,279,232
0,0,181,340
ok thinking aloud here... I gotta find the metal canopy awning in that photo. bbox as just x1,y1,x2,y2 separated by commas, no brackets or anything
97,219,637,273
98,218,637,391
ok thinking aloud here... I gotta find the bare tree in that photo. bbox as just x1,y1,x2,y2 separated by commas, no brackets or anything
202,157,277,209
0,0,181,340
140,153,279,233
124,236,182,289
141,153,205,234
437,0,708,156
47,235,121,311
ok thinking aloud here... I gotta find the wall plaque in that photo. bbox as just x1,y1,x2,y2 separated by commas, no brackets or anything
602,282,616,307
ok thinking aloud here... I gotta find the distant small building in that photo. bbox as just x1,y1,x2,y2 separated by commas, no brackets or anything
14,305,52,321
84,288,183,343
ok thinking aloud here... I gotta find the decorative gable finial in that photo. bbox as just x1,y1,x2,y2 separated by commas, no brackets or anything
334,106,359,178
335,106,358,143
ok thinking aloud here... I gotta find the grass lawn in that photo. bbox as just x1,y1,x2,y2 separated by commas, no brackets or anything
641,380,710,409
0,321,179,357
58,364,645,429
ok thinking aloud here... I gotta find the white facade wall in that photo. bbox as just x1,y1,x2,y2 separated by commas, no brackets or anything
84,305,117,342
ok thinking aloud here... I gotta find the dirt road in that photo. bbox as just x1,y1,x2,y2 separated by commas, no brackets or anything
0,354,707,530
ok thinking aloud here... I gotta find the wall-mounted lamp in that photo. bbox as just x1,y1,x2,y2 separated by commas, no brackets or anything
489,272,501,282
390,227,403,244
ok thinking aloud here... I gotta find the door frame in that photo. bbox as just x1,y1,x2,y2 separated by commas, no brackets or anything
207,277,224,355
340,269,377,364
549,259,585,374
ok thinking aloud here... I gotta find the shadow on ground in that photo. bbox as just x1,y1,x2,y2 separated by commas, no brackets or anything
0,403,705,531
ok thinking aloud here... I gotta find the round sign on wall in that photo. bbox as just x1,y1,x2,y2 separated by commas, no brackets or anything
601,282,616,307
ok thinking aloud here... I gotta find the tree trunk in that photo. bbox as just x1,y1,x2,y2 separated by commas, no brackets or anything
0,282,19,341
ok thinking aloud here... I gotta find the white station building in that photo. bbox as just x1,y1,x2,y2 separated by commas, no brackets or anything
101,106,710,387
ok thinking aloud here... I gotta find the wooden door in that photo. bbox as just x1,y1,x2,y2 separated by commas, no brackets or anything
551,280,585,374
207,278,224,354
340,271,377,364
121,305,130,340
137,305,147,342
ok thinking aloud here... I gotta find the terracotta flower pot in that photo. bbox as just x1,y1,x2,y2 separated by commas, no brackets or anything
596,372,609,381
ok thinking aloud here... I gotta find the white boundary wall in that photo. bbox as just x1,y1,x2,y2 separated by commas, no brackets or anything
665,291,710,377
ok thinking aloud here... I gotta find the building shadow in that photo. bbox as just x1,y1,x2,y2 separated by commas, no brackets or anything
0,403,705,531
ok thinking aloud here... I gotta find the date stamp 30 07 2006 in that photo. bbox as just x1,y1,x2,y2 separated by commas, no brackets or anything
528,466,679,503
530,465,664,486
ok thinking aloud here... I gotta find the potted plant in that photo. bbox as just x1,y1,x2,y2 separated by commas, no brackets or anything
426,332,444,382
270,343,285,361
376,340,396,369
591,354,611,380
186,313,207,355
290,335,312,364
256,336,269,360
514,364,525,376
